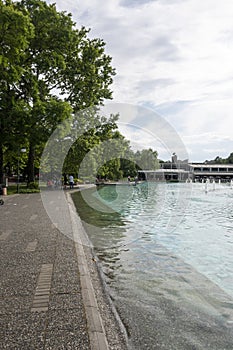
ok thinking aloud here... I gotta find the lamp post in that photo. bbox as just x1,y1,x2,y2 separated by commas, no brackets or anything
17,148,26,193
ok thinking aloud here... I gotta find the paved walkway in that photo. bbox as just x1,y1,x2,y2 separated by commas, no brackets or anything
0,192,126,349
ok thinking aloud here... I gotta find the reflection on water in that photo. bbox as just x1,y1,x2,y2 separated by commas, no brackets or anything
73,183,233,349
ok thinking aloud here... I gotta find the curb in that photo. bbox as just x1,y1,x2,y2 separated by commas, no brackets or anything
67,192,109,350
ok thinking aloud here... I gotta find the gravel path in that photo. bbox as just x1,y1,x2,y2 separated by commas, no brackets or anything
0,192,128,349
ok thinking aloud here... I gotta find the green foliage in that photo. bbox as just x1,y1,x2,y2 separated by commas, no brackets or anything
227,152,233,164
205,153,233,164
19,188,40,193
120,158,137,177
97,158,123,180
0,0,116,183
134,148,159,170
0,0,34,84
0,0,161,183
27,181,39,189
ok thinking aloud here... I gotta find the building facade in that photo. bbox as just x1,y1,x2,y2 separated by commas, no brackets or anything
138,163,233,182
189,164,233,181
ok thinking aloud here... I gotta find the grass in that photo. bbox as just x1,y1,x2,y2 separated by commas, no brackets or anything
5,183,40,195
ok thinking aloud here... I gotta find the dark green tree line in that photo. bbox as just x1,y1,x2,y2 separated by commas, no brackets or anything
205,152,233,164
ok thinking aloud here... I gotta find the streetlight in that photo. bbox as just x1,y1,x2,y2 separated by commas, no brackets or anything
17,148,26,193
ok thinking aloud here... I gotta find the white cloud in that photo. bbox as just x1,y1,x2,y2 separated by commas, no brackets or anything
49,0,233,161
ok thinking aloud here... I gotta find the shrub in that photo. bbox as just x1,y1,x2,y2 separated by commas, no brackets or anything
27,182,39,189
19,188,40,193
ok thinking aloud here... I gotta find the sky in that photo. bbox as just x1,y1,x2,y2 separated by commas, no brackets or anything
49,0,233,162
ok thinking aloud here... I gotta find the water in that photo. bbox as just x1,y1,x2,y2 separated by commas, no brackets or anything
73,182,233,349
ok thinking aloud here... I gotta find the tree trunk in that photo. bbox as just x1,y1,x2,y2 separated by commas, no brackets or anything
0,144,4,184
27,143,35,184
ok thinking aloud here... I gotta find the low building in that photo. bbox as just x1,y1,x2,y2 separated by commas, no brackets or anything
189,164,233,181
138,163,233,182
138,168,190,182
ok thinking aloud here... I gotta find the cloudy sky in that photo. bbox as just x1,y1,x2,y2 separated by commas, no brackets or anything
50,0,233,162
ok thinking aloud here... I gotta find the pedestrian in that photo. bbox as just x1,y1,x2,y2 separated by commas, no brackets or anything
47,179,53,189
63,174,68,189
69,174,74,189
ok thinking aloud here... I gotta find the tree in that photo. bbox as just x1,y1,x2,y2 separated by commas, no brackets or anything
134,148,159,170
205,153,233,164
227,152,233,164
62,114,124,180
120,157,137,177
0,0,34,182
0,0,116,183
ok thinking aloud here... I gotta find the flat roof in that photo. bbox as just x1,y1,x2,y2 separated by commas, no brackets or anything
138,169,188,173
194,172,233,175
189,164,233,169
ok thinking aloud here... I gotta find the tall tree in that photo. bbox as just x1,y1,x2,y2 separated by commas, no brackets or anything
134,148,159,170
0,0,34,182
0,0,115,183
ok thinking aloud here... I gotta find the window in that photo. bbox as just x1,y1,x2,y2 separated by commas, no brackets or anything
194,168,202,172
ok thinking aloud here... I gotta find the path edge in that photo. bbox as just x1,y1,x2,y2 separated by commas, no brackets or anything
67,191,110,350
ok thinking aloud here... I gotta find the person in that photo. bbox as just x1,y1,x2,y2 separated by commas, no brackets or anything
63,174,68,190
47,179,53,189
127,175,131,183
69,174,74,189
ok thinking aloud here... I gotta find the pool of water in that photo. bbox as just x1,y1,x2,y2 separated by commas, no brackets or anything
73,182,233,349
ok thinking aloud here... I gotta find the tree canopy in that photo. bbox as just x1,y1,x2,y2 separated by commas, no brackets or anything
0,0,116,183
0,0,160,185
205,153,233,165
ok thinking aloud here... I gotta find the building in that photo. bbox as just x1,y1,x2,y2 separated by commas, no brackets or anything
138,168,190,182
138,163,233,182
189,163,233,182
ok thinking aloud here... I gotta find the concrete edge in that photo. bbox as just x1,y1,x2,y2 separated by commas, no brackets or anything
67,191,110,350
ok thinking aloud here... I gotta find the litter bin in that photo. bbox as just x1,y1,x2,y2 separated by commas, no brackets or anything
1,185,7,196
